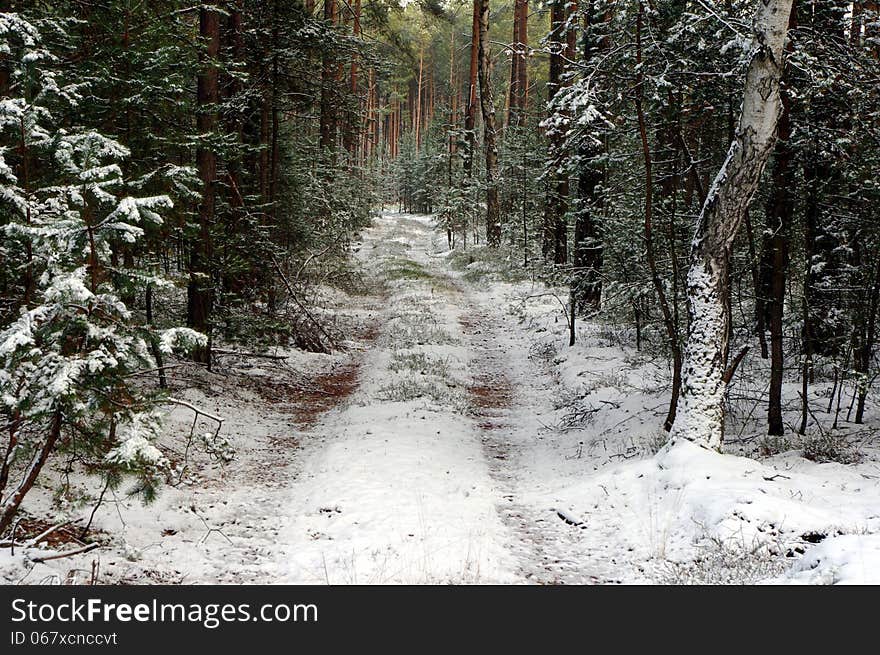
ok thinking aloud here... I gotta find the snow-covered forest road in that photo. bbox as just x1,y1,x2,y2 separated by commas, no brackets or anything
6,211,880,585
279,211,628,583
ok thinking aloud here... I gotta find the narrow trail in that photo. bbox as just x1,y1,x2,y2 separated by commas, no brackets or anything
279,210,621,584
279,212,515,583
460,305,606,583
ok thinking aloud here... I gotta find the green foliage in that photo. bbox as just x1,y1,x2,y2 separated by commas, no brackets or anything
0,12,204,522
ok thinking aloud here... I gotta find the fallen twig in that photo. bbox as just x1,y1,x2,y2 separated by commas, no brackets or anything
29,519,79,547
762,473,791,481
213,349,289,361
31,542,100,563
166,398,224,429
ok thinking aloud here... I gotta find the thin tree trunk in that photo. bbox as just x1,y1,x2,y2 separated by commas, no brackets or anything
344,0,362,159
855,254,880,422
746,208,770,359
188,7,220,366
415,49,423,153
478,0,501,246
764,87,794,436
320,0,337,153
464,0,480,177
542,0,570,263
146,284,167,389
0,411,62,535
574,3,610,311
635,2,682,431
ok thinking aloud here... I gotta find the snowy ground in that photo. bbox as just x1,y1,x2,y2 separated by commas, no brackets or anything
4,210,880,584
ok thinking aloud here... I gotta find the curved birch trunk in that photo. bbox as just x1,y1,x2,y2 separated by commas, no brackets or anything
669,0,794,451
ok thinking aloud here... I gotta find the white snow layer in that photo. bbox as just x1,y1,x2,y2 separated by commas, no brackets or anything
3,210,880,585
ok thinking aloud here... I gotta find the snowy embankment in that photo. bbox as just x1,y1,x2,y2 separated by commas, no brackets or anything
459,243,880,584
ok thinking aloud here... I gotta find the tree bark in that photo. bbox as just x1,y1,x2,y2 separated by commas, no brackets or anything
464,0,480,177
0,411,62,535
188,7,220,366
542,0,571,264
478,0,501,246
669,0,794,451
763,88,794,436
507,0,528,127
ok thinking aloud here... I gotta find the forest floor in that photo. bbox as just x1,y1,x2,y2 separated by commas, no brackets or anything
4,210,880,584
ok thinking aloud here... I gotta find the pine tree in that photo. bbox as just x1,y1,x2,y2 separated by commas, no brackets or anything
0,12,203,533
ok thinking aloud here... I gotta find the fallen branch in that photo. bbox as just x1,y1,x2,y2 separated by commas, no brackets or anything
212,349,288,361
29,519,79,547
31,542,100,563
191,506,233,545
271,254,337,353
2,519,85,551
166,398,224,428
166,398,225,485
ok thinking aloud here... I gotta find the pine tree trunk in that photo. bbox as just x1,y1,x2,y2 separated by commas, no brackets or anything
320,0,337,153
507,0,528,127
478,0,501,246
464,0,480,177
415,50,423,154
507,0,519,127
574,3,611,310
188,7,220,366
223,2,244,295
344,0,362,160
763,91,793,436
669,0,794,451
542,0,569,263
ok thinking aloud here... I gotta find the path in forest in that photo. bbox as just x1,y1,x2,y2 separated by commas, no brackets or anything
279,210,620,584
458,302,617,584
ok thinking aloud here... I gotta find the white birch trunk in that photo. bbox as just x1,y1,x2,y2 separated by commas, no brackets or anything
669,0,794,451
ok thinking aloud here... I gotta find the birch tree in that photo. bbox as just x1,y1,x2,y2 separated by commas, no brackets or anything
669,0,795,451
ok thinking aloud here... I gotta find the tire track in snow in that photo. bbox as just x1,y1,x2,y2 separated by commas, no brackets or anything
459,299,623,584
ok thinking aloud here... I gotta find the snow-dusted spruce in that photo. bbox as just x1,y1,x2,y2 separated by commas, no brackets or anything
0,13,203,535
668,0,794,452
